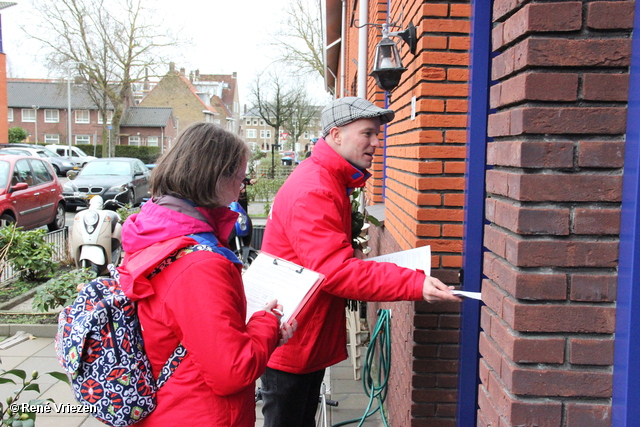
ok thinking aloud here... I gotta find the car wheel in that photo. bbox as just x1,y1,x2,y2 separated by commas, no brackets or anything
53,165,61,176
47,203,66,231
0,214,15,228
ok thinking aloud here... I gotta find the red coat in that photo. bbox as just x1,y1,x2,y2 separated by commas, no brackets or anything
262,138,425,374
119,199,279,426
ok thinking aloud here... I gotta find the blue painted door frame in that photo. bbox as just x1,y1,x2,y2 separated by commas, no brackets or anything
612,0,640,424
456,0,493,425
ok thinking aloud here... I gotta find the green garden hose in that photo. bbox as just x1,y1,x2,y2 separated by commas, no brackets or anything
331,308,392,427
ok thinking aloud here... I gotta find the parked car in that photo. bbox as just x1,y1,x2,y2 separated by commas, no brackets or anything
281,150,299,165
62,157,151,211
0,144,80,176
0,154,66,231
46,144,97,167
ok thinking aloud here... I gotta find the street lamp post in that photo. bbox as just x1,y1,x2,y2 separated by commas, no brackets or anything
31,105,39,143
67,76,73,150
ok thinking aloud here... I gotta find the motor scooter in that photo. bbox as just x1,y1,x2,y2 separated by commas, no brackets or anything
228,201,258,267
69,193,125,276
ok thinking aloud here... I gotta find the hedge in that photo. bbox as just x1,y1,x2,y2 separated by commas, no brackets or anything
76,144,162,164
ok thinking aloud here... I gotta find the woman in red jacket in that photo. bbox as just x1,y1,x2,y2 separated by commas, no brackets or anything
118,122,294,426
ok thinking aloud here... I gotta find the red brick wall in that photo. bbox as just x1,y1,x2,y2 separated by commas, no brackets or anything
0,54,7,143
362,1,471,426
478,1,633,426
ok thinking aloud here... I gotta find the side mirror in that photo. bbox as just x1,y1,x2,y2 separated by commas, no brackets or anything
67,171,78,180
10,182,28,193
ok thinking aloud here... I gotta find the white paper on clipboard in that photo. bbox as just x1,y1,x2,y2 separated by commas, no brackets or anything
242,252,324,323
364,245,431,274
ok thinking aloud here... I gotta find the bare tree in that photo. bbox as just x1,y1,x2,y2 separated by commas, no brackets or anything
250,71,304,177
270,0,324,79
283,94,319,152
25,0,179,156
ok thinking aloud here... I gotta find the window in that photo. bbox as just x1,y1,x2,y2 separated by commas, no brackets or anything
246,129,257,139
129,136,140,146
304,132,309,139
75,135,90,145
147,136,159,147
13,159,34,186
75,110,90,124
30,159,53,185
260,119,265,126
7,109,13,122
44,134,60,144
245,119,251,125
252,119,258,125
260,130,272,139
22,109,36,122
98,110,113,124
44,109,59,123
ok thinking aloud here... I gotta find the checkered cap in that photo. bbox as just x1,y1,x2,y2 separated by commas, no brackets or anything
321,97,395,137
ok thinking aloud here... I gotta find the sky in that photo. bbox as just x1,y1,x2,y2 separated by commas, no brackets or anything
1,0,329,108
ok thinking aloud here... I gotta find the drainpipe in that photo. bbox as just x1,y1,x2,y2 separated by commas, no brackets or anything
340,0,346,97
357,0,368,97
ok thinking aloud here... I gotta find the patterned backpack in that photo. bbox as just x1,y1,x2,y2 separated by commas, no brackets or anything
55,234,230,426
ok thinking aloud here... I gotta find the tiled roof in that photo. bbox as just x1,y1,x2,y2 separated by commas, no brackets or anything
7,80,113,109
120,107,174,127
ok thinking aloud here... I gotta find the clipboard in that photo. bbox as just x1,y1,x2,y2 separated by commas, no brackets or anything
242,252,325,323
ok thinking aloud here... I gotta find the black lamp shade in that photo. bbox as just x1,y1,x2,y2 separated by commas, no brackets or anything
370,37,407,91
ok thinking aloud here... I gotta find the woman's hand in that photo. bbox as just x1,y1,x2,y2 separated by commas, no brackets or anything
263,300,298,346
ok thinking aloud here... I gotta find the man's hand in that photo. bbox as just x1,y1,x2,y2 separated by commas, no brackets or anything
422,276,463,303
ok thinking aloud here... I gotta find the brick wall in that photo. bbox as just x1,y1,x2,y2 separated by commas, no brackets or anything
363,1,471,426
478,1,633,426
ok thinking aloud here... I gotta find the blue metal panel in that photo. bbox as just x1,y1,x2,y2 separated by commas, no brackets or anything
456,0,493,425
612,1,640,424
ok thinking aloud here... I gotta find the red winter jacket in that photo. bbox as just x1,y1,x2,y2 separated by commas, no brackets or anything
118,197,279,426
262,138,425,374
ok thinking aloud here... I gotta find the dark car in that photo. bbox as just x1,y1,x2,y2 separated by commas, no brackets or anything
0,144,80,176
63,157,151,211
0,155,66,231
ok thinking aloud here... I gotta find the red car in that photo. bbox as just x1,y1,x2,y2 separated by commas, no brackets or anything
0,154,66,231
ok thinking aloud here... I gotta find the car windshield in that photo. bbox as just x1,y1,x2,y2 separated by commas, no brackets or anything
0,161,9,188
81,161,131,176
74,147,89,157
40,148,61,158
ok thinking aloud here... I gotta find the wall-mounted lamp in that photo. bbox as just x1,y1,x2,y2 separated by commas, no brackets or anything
369,22,418,92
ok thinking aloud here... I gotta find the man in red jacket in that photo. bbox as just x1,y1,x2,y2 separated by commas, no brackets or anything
260,97,462,426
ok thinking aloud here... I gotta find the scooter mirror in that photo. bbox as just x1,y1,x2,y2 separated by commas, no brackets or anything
67,171,78,180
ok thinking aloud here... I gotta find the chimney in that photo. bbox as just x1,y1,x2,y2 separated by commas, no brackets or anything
169,62,175,73
195,69,200,80
180,68,185,75
232,72,237,79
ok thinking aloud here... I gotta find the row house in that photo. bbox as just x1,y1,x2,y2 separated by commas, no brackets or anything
325,0,640,426
139,64,239,135
241,106,322,154
7,79,176,149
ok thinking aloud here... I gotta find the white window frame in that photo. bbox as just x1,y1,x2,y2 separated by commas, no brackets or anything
246,129,257,139
245,119,251,125
7,108,13,122
97,110,113,124
44,109,59,123
75,110,90,124
22,109,36,122
147,136,159,147
260,119,265,126
252,119,258,125
129,136,141,146
75,135,90,145
44,134,60,144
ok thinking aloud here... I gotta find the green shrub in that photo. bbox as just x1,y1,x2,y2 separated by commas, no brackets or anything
0,226,56,282
8,127,28,144
0,368,69,426
246,178,285,202
76,144,161,164
32,268,94,313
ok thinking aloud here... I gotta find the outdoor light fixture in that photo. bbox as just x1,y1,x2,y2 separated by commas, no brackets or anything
368,22,418,92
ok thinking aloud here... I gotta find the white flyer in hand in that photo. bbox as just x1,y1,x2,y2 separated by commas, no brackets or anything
364,245,431,274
